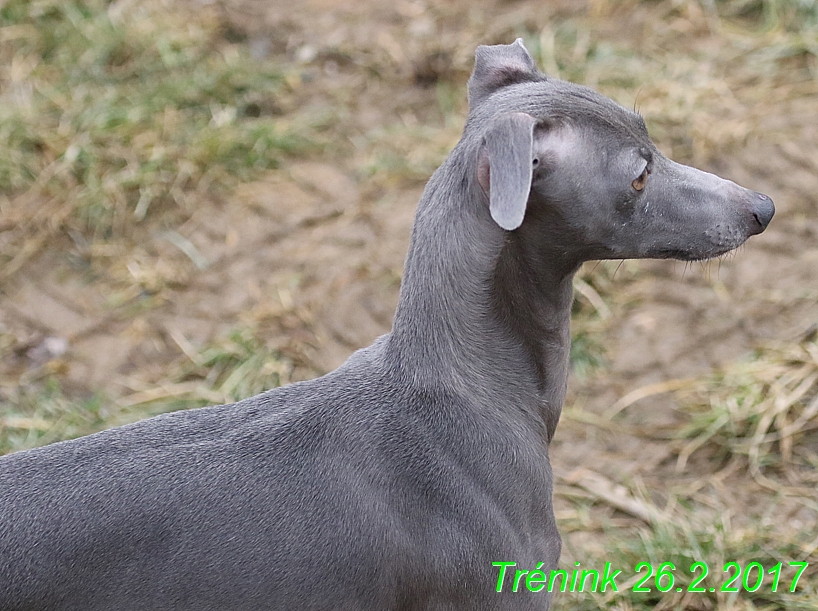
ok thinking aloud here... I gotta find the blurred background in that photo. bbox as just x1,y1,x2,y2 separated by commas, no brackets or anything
1,0,817,607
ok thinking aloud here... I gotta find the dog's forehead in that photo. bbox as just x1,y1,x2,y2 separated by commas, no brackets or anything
547,83,644,130
471,78,650,144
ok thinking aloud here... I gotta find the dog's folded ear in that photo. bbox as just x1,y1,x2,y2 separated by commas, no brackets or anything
468,39,542,109
478,112,537,231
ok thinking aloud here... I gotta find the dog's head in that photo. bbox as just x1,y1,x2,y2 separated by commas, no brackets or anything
469,39,773,264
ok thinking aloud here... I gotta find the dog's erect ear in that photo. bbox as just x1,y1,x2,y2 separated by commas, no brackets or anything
478,112,537,231
468,39,541,109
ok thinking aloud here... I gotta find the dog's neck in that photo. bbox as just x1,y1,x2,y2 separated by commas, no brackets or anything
388,150,576,441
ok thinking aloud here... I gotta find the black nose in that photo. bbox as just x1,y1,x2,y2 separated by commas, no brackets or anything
751,192,775,232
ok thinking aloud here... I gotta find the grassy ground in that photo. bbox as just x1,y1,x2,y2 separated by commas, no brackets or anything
558,334,818,609
0,0,308,276
1,0,817,608
0,0,303,447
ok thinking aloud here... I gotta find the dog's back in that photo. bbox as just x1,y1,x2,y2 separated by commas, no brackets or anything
0,337,557,611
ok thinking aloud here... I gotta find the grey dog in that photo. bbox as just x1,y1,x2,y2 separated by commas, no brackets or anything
0,40,773,610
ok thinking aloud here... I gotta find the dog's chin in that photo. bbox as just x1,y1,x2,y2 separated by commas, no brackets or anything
653,245,739,262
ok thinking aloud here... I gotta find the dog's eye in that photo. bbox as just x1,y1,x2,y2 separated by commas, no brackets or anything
632,167,649,191
532,157,539,167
